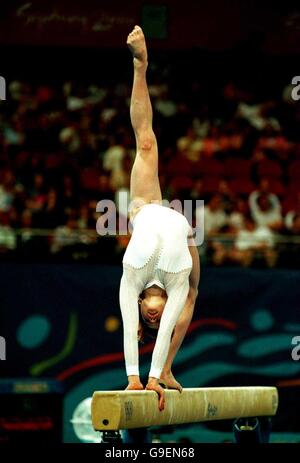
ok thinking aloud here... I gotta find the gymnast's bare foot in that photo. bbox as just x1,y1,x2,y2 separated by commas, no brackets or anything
127,25,148,68
160,370,183,393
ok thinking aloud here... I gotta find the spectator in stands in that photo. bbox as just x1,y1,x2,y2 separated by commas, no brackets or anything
176,127,203,162
109,152,132,191
41,188,64,229
201,125,220,158
228,214,277,267
249,179,283,231
280,197,300,268
236,100,280,131
285,212,300,235
0,170,15,213
76,205,97,247
256,126,291,158
20,208,33,227
191,179,205,201
228,197,248,231
0,211,16,254
0,55,299,267
51,212,82,254
59,126,81,154
198,194,229,266
26,173,47,211
251,178,280,201
200,194,227,237
284,191,300,232
60,174,80,210
103,135,127,178
3,116,25,147
217,179,235,214
78,204,90,230
51,208,96,255
250,193,283,231
154,85,178,118
19,209,34,242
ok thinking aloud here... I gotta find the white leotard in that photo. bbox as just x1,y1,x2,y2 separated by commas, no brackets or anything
119,203,192,379
123,203,192,273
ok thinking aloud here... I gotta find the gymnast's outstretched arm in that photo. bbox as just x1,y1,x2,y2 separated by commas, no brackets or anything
119,269,145,391
119,265,191,406
160,240,200,391
145,270,190,409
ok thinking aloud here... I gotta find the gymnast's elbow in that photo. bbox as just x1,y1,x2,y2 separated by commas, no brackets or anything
188,287,198,305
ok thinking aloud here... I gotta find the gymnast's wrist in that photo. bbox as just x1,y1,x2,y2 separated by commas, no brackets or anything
128,375,141,383
147,376,159,384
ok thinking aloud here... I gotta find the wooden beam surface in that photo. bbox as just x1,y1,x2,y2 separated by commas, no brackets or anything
91,386,278,430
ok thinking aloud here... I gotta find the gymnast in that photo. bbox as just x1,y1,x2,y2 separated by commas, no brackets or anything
120,26,200,411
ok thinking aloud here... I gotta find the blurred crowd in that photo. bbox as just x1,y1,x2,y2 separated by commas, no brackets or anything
0,65,300,267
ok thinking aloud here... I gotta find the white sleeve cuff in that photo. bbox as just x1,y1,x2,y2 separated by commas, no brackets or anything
148,367,162,380
126,365,139,376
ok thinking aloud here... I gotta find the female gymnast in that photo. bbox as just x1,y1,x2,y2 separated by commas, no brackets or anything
120,26,200,410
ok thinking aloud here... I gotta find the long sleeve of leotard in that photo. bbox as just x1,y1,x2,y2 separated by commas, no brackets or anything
119,266,145,377
148,270,190,379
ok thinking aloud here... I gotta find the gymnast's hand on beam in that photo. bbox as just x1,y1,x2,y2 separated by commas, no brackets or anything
126,375,144,391
160,370,183,393
146,377,165,411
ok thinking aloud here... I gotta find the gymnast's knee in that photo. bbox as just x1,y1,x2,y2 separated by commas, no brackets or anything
136,129,156,151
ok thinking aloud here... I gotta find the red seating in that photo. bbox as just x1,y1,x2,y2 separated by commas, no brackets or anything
45,153,62,169
14,151,30,169
257,160,282,178
288,181,300,197
202,177,222,194
224,158,252,178
265,179,286,196
169,177,194,197
167,157,193,176
282,196,297,215
229,178,256,195
193,159,224,177
80,168,100,191
288,160,300,180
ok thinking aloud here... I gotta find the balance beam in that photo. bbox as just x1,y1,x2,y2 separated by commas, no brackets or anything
91,386,278,431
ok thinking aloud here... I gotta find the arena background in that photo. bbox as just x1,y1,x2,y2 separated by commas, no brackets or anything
0,0,300,443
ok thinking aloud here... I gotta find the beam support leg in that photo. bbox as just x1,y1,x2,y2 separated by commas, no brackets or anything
233,417,272,443
122,428,152,443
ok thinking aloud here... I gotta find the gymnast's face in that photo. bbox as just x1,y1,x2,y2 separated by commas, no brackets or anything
139,293,167,329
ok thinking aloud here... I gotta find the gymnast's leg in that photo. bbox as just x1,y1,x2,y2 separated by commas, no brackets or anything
127,26,162,215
